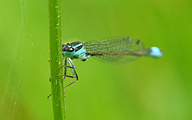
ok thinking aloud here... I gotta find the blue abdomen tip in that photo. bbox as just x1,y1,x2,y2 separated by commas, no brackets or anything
149,47,163,57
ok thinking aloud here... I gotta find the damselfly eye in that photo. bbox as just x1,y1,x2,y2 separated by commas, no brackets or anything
62,45,67,51
66,47,74,52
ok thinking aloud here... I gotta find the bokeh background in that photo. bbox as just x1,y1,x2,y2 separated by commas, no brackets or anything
1,0,192,120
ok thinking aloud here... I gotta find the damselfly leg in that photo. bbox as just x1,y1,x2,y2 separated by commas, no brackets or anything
47,57,78,99
57,57,79,89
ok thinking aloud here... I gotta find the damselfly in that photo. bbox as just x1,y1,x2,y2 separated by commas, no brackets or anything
59,36,163,88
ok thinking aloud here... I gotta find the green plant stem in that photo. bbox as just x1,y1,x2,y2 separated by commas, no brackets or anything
48,0,66,120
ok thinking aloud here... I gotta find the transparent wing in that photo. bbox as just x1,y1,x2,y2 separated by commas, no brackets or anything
84,36,145,63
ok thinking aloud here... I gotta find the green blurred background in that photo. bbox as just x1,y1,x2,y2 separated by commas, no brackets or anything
0,0,192,120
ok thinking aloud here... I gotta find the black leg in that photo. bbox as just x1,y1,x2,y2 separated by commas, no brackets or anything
47,58,78,99
56,58,78,88
59,58,78,88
